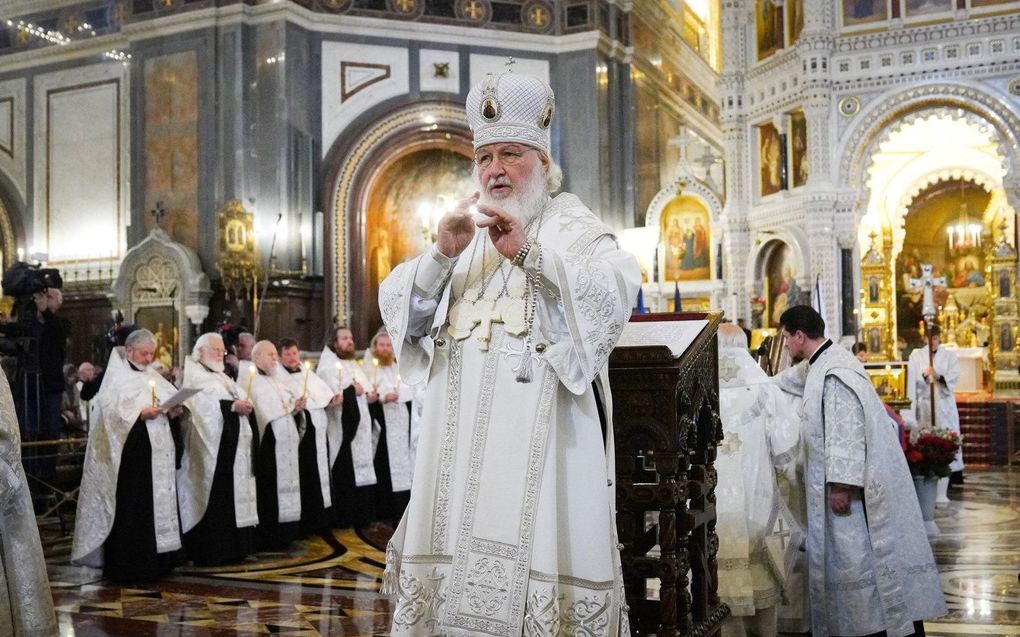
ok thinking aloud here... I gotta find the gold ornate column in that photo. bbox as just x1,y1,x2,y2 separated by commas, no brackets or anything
859,231,895,360
987,221,1019,396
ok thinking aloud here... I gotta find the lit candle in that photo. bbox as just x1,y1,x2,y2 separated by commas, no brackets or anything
302,360,311,397
372,357,379,391
245,365,256,400
149,380,157,407
335,361,343,393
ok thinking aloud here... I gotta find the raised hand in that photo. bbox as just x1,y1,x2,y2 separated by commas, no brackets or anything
436,193,480,258
475,204,525,260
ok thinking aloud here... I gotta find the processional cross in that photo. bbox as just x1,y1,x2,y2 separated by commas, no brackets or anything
908,263,946,429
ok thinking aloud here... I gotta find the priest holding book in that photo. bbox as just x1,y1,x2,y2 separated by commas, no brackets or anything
72,328,185,581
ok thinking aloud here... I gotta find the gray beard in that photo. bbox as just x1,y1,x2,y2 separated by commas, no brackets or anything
478,165,550,226
202,358,225,373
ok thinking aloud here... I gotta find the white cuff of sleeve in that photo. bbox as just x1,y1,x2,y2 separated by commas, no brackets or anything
413,245,458,299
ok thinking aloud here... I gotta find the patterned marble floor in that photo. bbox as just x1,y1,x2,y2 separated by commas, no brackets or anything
43,468,1020,636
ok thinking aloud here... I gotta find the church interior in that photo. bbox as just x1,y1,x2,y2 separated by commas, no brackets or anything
0,0,1019,634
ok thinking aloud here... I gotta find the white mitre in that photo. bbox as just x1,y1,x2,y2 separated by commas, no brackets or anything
465,61,555,153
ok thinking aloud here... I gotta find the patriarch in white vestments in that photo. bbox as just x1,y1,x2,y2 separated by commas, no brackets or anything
0,367,58,636
72,329,184,581
715,324,802,637
177,333,259,566
278,338,337,534
248,340,304,549
378,64,640,635
777,306,946,637
317,326,378,528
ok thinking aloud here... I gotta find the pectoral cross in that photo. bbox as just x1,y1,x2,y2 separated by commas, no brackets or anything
908,263,946,322
448,298,503,351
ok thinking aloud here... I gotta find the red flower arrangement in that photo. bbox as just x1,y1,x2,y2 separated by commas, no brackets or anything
904,428,961,479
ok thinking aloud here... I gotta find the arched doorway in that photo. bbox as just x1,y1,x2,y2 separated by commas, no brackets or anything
895,177,994,349
851,108,1017,375
325,100,473,344
361,147,474,335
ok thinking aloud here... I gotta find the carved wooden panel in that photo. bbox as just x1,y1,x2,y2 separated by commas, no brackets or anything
609,311,728,636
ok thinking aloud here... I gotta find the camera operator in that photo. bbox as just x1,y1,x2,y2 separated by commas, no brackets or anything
1,264,69,485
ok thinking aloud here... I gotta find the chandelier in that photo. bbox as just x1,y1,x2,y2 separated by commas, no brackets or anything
946,184,982,254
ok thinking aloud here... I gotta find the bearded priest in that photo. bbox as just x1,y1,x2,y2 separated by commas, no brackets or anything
777,306,946,637
363,330,413,526
177,333,259,566
248,340,304,549
72,328,184,581
317,326,378,528
378,65,640,635
278,338,336,535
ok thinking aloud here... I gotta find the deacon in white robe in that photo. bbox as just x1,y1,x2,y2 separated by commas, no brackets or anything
278,338,337,534
777,306,946,637
907,326,963,476
248,340,304,549
715,325,801,637
177,333,259,566
0,367,58,637
378,67,639,636
362,331,413,524
72,329,184,581
317,327,379,528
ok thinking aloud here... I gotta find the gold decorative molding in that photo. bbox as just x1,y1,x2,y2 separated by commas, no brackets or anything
216,199,260,300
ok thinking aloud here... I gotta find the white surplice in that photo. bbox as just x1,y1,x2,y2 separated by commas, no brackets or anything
778,342,946,637
176,359,258,534
316,348,378,486
278,366,334,508
72,347,182,567
907,345,963,471
0,369,58,637
378,192,639,636
248,372,302,524
363,359,413,493
716,346,801,619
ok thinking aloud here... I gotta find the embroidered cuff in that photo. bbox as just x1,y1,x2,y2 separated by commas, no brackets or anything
413,245,458,299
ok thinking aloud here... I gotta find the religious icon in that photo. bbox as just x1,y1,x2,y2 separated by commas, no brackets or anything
868,327,882,355
660,195,711,282
999,269,1011,299
787,0,804,46
868,275,881,304
841,0,887,27
789,110,808,189
755,0,784,61
1000,324,1013,352
765,241,805,328
904,0,952,17
759,123,783,197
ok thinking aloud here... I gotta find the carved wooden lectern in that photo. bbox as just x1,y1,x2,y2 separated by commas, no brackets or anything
609,311,728,636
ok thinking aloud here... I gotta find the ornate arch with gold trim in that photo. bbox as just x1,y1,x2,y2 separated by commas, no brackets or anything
326,101,471,339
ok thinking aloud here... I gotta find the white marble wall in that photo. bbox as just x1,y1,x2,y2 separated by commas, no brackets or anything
321,42,410,159
32,62,129,261
0,78,27,204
